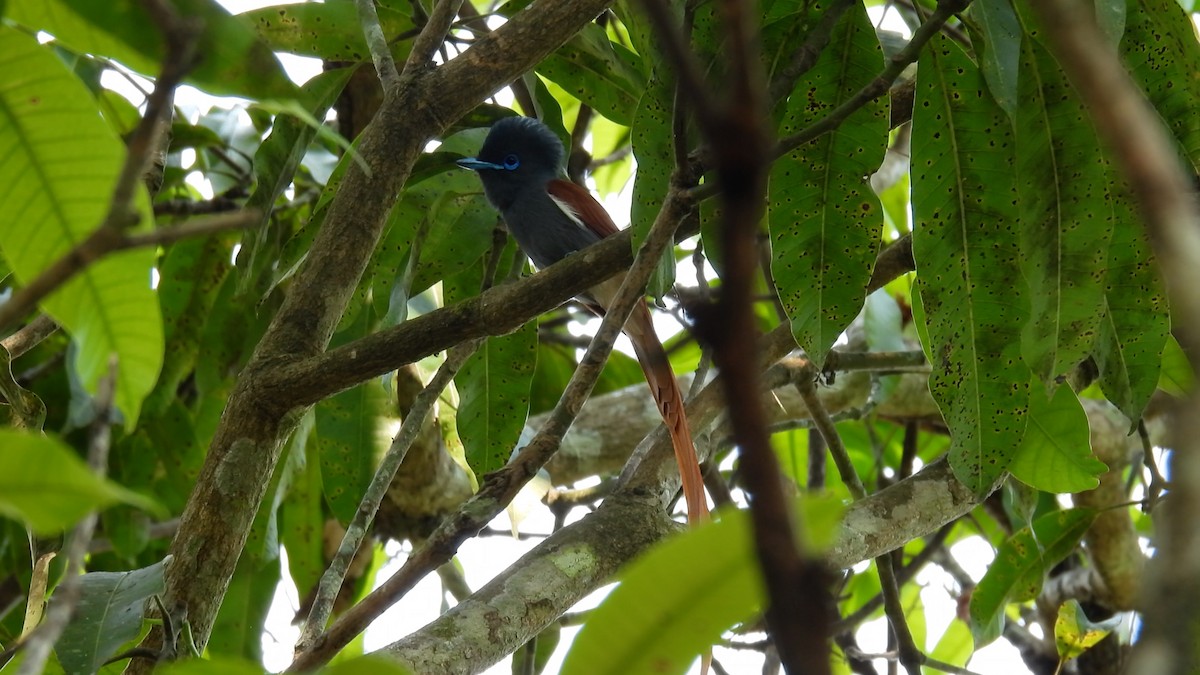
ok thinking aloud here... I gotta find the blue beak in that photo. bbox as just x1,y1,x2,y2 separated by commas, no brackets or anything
457,157,504,171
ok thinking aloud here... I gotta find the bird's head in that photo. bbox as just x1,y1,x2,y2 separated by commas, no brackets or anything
457,117,563,209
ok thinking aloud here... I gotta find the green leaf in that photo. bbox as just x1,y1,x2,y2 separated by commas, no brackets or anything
144,235,234,417
209,557,279,661
862,290,906,403
55,557,168,675
924,619,973,674
1093,0,1126,45
1009,384,1106,493
1014,35,1111,385
969,508,1097,647
243,2,414,62
316,310,388,524
536,23,645,126
1121,0,1200,168
628,70,675,298
1092,180,1168,426
238,66,355,297
561,509,764,675
0,430,160,534
324,654,416,675
911,33,1030,494
8,0,298,100
768,2,886,368
970,0,1022,119
453,317,537,477
1054,599,1121,661
0,28,163,426
1157,335,1194,396
281,414,325,595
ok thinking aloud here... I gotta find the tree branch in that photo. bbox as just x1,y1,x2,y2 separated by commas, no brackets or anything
357,0,400,88
288,174,695,673
296,340,479,650
139,0,620,665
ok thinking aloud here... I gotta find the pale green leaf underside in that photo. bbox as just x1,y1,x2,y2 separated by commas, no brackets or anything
562,509,764,675
56,558,169,674
0,430,158,534
1009,384,1106,493
0,28,162,426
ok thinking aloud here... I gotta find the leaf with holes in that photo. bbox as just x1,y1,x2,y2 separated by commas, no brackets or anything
911,33,1031,495
537,23,645,126
316,308,388,524
243,2,414,62
768,2,886,368
1054,599,1122,662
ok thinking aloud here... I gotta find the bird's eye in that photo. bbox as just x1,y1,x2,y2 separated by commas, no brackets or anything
503,154,520,170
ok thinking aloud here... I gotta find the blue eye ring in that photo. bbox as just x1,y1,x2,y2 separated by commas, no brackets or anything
502,154,520,170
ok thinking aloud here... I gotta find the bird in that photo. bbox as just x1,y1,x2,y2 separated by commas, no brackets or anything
457,116,709,523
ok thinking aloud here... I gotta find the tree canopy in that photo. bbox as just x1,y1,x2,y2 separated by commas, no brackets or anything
1,0,1199,674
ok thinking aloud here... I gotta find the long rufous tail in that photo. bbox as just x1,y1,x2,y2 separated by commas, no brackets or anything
625,303,709,523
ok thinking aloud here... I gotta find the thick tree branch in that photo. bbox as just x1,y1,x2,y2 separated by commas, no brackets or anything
141,0,619,665
288,177,694,672
383,494,678,674
266,229,635,406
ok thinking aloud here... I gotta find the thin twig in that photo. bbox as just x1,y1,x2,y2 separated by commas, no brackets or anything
876,552,922,675
16,359,118,675
825,350,927,373
1,316,59,359
294,340,480,651
122,210,262,248
773,0,970,159
650,0,835,667
836,524,954,631
357,0,401,88
798,371,867,500
287,180,697,673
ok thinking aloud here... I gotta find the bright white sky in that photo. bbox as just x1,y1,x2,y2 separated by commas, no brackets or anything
104,1,1033,673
